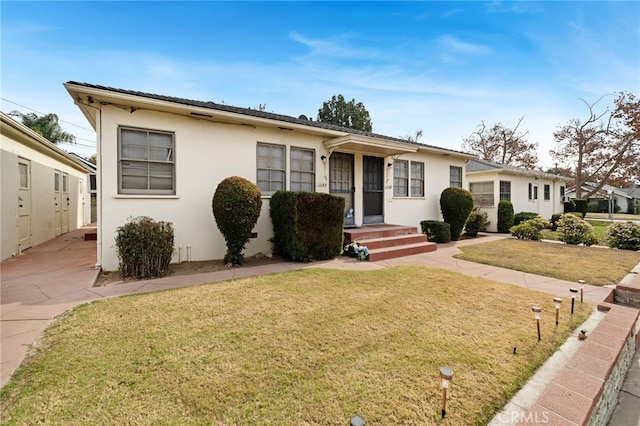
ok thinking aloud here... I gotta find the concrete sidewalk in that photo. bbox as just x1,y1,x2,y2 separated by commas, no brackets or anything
1,229,637,424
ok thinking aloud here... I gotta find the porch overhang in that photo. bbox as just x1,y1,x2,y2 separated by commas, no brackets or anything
324,135,418,156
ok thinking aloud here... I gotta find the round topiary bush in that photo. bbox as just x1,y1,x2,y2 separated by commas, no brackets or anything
440,187,474,241
497,200,514,233
557,213,598,246
212,176,262,264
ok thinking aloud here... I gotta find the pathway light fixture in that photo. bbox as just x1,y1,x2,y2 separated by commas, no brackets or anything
553,297,563,326
532,306,542,341
440,366,454,419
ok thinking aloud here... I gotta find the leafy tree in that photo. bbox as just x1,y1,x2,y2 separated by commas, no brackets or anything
550,93,639,198
401,129,423,142
462,117,538,168
86,154,97,165
317,94,372,132
9,111,75,145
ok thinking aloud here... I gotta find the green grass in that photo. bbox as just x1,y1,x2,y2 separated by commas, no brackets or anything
0,267,590,425
455,239,640,285
543,220,611,245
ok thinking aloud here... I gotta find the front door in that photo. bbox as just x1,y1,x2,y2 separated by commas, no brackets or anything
61,172,69,233
363,156,384,224
54,170,62,236
18,159,32,251
329,153,355,227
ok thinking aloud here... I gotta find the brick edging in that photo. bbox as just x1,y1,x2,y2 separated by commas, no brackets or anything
520,302,639,425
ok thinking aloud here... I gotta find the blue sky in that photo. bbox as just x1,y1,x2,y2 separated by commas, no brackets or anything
2,1,638,168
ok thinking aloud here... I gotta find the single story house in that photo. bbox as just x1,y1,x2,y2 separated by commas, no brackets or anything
64,81,476,271
565,182,635,214
1,111,93,261
465,159,571,232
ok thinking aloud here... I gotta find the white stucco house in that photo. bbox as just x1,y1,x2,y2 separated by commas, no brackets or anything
65,81,476,271
1,111,93,261
565,182,636,214
465,159,571,232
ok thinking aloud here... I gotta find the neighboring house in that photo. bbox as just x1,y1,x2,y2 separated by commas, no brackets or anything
65,81,476,271
69,152,98,223
565,182,635,214
1,111,93,261
465,159,571,232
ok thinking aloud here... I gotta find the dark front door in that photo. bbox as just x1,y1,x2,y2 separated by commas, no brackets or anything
363,156,384,224
329,152,355,227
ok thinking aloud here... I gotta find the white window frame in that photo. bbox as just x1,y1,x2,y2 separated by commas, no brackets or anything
257,142,286,194
544,184,550,201
410,161,424,197
469,181,495,207
118,126,176,195
450,166,462,188
499,180,511,201
290,146,315,192
393,160,409,197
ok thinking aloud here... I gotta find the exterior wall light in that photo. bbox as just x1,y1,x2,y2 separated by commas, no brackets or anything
553,297,563,326
440,366,454,418
532,306,542,341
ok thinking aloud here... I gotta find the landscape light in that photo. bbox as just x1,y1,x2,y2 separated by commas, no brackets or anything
570,288,578,314
532,306,542,341
350,415,365,426
553,297,563,326
440,366,454,419
578,280,585,303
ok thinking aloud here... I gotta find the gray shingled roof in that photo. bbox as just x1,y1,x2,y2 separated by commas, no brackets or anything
66,81,473,157
466,158,571,181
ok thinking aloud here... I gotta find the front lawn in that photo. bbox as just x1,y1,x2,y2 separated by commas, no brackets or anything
455,239,640,285
0,267,589,425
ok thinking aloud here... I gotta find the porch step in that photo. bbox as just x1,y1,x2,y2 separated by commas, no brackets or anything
344,225,437,262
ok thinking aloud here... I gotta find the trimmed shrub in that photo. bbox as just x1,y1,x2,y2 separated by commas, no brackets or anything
564,199,576,213
573,199,589,218
464,211,489,237
513,212,539,226
557,213,598,246
509,216,549,241
440,187,474,241
212,176,262,264
115,216,174,279
420,220,451,243
497,200,514,233
270,191,344,261
588,202,600,213
604,222,640,251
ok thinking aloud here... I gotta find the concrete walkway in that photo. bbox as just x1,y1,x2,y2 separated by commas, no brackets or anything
1,228,637,424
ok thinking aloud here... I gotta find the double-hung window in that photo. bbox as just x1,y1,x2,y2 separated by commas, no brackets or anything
469,181,494,206
544,184,550,201
450,166,462,188
411,162,424,197
257,142,286,194
119,127,175,195
393,161,409,197
499,180,511,201
290,147,315,192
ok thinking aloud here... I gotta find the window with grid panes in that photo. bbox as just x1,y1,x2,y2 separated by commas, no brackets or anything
257,142,285,194
290,147,315,192
411,162,424,197
499,180,511,201
119,127,175,195
450,166,462,188
393,160,408,196
544,184,550,201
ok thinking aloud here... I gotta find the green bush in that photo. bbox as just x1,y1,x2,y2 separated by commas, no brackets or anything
513,212,539,226
557,214,598,246
497,200,514,233
464,211,489,237
509,216,549,241
115,216,174,279
564,199,576,213
212,176,262,264
588,202,600,213
573,199,589,218
440,187,474,241
550,213,562,231
604,222,640,250
420,220,451,243
270,191,344,261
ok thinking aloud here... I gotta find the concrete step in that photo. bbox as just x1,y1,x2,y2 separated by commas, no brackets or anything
367,241,437,262
344,226,417,242
356,233,428,250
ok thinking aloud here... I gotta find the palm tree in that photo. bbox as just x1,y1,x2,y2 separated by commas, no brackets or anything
10,111,75,145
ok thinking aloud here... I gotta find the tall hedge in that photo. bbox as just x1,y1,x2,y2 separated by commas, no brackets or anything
115,216,174,279
497,200,514,233
270,191,344,261
573,199,589,218
212,176,262,264
440,187,474,241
